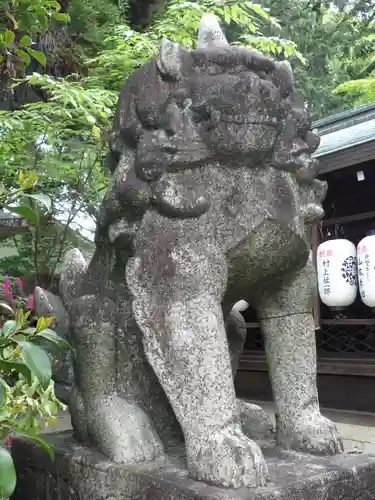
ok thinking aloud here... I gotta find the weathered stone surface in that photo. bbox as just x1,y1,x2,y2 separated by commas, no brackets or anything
11,432,375,500
30,12,342,491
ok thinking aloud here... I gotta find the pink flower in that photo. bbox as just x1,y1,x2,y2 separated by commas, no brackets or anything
4,436,14,448
26,295,34,311
3,287,13,302
3,278,11,291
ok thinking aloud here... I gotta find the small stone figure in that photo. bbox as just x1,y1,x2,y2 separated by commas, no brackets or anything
38,14,343,490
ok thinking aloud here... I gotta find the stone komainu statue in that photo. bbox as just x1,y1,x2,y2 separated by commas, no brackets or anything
35,15,343,490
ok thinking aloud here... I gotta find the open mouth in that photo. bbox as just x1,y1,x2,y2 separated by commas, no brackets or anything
272,143,318,178
216,115,278,128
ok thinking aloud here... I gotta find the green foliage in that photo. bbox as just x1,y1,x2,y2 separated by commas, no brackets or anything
0,197,70,498
332,32,375,107
0,73,114,196
0,0,302,285
4,0,370,285
0,171,52,227
87,0,304,92
0,445,16,499
68,0,123,55
334,74,375,106
260,0,375,117
0,308,69,499
0,75,111,282
0,0,69,73
0,185,70,498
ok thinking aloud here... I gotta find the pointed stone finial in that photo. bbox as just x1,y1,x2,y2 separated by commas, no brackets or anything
197,14,229,49
276,60,294,84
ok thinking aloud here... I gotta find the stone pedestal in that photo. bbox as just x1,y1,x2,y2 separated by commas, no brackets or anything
11,431,375,500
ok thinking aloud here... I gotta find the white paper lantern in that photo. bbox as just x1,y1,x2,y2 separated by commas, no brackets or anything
317,239,357,308
357,234,375,307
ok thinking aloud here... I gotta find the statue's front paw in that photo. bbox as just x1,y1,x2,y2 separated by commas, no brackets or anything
277,412,344,455
188,423,268,489
237,399,274,440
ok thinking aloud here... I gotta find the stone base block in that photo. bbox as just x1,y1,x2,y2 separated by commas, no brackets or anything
11,431,375,500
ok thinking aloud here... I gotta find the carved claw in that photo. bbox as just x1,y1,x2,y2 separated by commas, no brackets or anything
277,412,344,455
188,423,268,488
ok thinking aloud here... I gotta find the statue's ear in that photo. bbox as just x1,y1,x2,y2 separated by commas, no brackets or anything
156,38,185,80
274,60,294,96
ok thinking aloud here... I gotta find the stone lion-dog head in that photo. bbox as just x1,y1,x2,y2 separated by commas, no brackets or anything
98,15,325,246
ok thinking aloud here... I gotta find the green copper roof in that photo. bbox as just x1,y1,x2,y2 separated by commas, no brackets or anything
312,103,375,158
313,118,375,158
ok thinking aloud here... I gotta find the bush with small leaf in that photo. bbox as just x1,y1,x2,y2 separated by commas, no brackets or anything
0,307,71,499
0,0,69,72
0,171,70,499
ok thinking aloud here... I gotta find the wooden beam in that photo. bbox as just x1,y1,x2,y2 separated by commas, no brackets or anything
317,140,375,174
322,210,375,227
238,351,375,377
246,318,375,328
320,318,375,326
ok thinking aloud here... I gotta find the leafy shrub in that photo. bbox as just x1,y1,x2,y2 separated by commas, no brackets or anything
0,305,70,499
0,173,71,499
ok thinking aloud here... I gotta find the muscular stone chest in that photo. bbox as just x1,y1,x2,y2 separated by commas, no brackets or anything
226,219,309,300
194,164,309,249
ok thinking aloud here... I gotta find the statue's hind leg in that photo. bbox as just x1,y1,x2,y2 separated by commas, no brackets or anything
69,295,165,464
256,259,343,455
225,309,274,439
126,241,268,489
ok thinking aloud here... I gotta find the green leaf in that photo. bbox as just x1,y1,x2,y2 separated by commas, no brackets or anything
0,446,16,498
23,171,38,189
0,379,6,407
25,48,47,66
2,320,17,337
15,309,28,329
46,0,62,10
16,340,52,389
18,170,25,187
23,193,52,212
3,204,39,225
42,400,58,417
4,30,15,46
19,35,32,47
18,327,36,336
0,360,31,382
14,49,31,65
4,424,54,459
51,12,70,23
36,328,72,350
